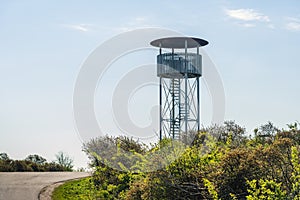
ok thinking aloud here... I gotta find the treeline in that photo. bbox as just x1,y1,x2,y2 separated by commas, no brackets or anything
0,152,73,172
82,121,300,199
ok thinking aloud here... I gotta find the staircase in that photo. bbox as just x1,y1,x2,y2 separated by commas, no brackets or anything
170,79,180,139
169,78,191,140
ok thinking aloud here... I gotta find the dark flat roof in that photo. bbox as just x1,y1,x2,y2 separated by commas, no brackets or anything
150,37,209,49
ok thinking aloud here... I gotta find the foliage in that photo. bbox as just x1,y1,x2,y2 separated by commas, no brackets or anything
0,152,10,161
246,179,286,200
25,154,47,165
77,121,300,199
52,177,101,200
203,178,218,200
0,152,73,172
289,146,300,199
55,151,74,171
203,120,247,146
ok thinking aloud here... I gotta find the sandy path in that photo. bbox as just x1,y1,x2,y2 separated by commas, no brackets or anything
0,172,90,200
39,182,65,200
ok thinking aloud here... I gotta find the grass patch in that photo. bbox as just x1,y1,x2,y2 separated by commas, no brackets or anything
52,177,101,200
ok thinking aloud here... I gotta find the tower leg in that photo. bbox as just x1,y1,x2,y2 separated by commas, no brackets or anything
197,45,200,133
184,40,188,136
197,77,200,133
159,77,162,141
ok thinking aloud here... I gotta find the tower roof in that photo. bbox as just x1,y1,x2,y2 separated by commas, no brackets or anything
150,37,208,49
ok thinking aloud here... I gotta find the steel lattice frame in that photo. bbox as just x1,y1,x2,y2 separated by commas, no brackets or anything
159,76,200,140
151,37,207,141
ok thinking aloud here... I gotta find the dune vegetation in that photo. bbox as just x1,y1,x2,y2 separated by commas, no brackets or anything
0,151,73,172
54,121,300,199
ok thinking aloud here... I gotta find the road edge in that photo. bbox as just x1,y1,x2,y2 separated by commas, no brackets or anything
38,175,90,200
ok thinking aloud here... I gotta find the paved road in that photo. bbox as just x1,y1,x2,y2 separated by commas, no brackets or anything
0,172,90,200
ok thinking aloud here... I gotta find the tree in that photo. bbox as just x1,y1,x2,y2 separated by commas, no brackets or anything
25,154,46,165
203,121,246,146
0,152,10,161
254,122,278,144
0,152,12,172
12,160,33,172
55,151,73,171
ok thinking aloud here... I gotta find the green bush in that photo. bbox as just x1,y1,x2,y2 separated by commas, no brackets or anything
0,152,74,172
52,177,101,200
80,121,300,200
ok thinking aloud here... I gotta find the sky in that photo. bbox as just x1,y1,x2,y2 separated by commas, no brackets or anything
1,0,300,168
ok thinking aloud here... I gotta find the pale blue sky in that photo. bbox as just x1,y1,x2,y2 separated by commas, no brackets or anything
1,0,300,168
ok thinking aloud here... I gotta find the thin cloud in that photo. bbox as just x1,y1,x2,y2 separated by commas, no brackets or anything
63,24,92,32
117,16,153,32
285,17,300,22
286,22,300,31
285,17,300,31
242,23,256,28
225,8,270,22
267,24,275,29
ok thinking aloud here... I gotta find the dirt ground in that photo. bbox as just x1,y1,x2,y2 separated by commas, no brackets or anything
39,182,65,200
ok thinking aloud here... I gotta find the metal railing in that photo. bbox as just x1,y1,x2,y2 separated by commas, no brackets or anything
157,53,202,78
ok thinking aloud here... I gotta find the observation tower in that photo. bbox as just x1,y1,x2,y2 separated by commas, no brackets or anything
150,37,208,140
